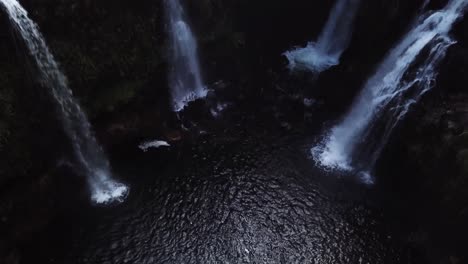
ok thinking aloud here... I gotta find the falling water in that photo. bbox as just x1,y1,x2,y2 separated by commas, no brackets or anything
312,0,468,184
0,0,128,203
284,0,361,73
166,0,207,112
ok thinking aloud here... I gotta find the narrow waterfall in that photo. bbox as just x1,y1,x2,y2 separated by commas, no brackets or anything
0,0,128,203
312,0,468,184
284,0,361,73
166,0,207,112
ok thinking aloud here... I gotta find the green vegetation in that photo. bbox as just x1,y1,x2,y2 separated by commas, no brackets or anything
91,79,144,114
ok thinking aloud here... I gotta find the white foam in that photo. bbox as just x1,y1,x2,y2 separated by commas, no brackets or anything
358,171,375,185
312,138,352,172
91,183,129,204
284,0,361,73
173,88,208,112
210,102,229,118
285,43,339,72
138,140,171,152
89,170,129,204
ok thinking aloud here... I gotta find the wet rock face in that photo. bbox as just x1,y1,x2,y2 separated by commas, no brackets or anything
0,0,431,139
24,0,166,116
367,2,468,261
380,93,468,263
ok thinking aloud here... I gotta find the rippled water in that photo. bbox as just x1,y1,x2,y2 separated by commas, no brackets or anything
23,129,404,264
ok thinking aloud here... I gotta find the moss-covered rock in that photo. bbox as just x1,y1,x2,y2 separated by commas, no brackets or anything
91,79,144,114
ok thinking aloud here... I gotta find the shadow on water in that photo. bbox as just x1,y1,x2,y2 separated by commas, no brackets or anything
19,120,410,263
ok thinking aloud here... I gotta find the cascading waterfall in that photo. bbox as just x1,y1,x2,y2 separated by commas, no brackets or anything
166,0,207,112
0,0,128,204
284,0,361,73
312,0,468,184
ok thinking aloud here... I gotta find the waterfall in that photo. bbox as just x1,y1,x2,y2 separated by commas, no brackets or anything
312,0,468,184
166,0,207,112
284,0,361,73
0,0,128,204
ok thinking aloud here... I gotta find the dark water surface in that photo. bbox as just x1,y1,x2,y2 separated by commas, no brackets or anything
22,127,405,264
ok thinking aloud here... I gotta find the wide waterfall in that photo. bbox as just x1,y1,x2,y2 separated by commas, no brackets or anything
166,0,207,112
312,0,468,184
0,0,128,203
284,0,361,73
